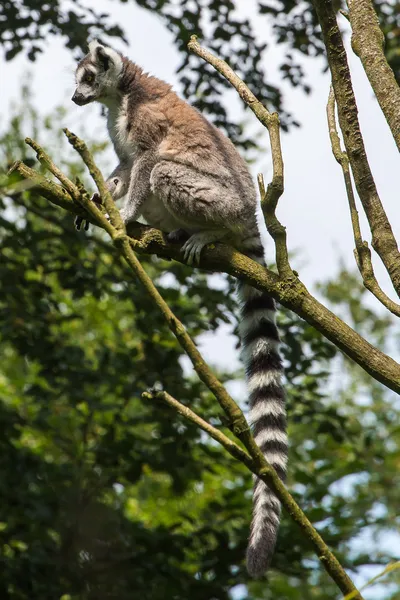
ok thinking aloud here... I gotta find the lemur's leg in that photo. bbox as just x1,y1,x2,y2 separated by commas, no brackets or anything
150,161,234,263
120,152,157,224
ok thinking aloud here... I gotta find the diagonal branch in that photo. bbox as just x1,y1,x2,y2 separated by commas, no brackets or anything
25,137,82,203
143,390,363,599
143,389,254,466
8,157,400,394
312,0,400,297
347,0,400,153
63,128,125,231
327,87,400,318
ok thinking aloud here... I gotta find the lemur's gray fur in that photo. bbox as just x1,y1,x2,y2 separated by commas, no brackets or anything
72,40,288,577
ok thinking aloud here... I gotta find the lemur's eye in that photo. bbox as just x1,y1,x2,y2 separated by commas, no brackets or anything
86,73,94,83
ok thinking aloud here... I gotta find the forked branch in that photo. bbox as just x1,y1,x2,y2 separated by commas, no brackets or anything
12,131,365,597
327,87,400,318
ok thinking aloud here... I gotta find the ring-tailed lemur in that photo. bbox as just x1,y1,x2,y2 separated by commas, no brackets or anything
72,40,287,577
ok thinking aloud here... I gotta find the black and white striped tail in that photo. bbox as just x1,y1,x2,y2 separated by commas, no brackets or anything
238,244,287,577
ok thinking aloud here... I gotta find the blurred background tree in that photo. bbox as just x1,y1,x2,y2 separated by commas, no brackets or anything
1,1,400,599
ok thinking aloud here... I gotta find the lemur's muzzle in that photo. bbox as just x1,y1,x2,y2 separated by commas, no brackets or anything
71,91,94,106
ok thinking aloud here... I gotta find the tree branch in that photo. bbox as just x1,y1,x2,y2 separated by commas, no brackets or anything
143,389,254,467
25,137,82,203
144,389,363,599
63,128,125,231
327,87,400,318
347,0,400,153
312,0,400,297
8,157,400,394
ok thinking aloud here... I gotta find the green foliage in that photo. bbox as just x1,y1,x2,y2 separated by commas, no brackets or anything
0,92,399,599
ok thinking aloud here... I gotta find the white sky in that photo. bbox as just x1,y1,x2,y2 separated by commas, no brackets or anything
1,1,399,596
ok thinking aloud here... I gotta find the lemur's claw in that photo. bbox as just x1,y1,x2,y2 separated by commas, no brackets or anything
182,239,203,265
167,229,189,243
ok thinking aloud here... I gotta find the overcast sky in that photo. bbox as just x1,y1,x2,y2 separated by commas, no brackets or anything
1,1,399,596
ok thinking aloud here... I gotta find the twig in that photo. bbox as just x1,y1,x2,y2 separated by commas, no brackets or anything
327,87,400,318
347,0,400,152
188,36,292,279
312,0,400,297
25,137,81,202
143,390,254,467
9,158,400,394
63,128,125,232
257,172,292,278
22,139,115,237
144,389,363,599
7,160,81,214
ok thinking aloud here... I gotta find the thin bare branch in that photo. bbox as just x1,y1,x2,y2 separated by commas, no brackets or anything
257,172,291,277
143,389,254,467
63,128,125,232
25,137,81,202
312,0,400,297
347,0,400,152
144,389,363,599
21,141,116,238
327,87,400,317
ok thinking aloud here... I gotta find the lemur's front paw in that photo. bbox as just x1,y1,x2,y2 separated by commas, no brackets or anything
90,177,119,206
182,234,206,265
181,232,219,265
74,215,90,231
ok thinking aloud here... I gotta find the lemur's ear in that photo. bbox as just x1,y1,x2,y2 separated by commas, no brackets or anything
88,40,123,75
96,45,111,71
88,39,102,54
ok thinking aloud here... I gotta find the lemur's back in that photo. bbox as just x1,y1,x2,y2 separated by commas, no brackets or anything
117,58,258,216
72,40,287,577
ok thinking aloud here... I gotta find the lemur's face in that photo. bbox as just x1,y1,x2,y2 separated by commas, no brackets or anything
72,41,123,106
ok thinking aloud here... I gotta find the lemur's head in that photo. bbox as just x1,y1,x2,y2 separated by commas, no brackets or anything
72,40,123,106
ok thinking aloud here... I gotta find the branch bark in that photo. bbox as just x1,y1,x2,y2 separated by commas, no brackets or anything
347,0,400,152
312,0,400,297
